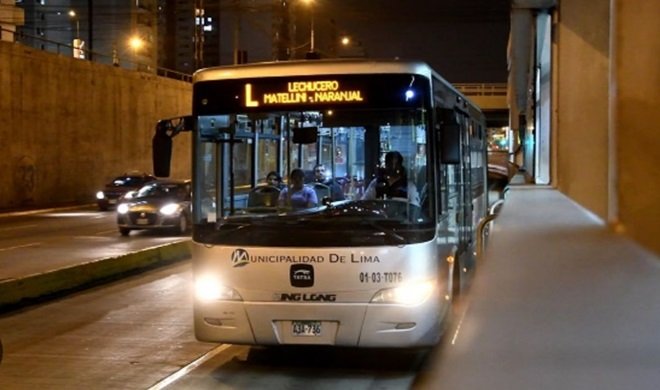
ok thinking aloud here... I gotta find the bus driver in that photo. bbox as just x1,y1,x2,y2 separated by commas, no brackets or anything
362,151,420,206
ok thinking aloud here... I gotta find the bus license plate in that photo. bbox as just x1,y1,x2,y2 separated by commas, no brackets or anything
292,321,322,336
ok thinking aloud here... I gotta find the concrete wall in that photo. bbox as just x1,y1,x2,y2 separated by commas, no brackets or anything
555,0,610,219
613,0,660,254
0,41,192,210
555,0,660,254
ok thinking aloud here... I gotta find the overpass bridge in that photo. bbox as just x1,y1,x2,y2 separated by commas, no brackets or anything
455,83,509,128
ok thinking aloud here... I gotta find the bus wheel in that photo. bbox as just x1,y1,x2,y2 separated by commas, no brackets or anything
452,262,462,300
119,228,131,236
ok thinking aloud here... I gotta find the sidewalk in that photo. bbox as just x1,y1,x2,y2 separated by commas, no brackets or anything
418,186,660,389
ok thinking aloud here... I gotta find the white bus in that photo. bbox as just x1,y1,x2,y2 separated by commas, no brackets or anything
153,59,488,347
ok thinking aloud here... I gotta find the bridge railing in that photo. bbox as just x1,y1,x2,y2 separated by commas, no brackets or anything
454,83,507,96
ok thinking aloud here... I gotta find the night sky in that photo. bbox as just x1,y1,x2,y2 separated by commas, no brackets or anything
221,0,510,83
319,0,511,83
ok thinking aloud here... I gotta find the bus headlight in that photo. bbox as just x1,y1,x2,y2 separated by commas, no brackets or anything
160,203,180,216
370,281,435,305
117,203,129,214
195,274,243,302
96,191,105,200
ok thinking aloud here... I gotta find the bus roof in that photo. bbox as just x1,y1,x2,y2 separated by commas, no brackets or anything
193,58,440,83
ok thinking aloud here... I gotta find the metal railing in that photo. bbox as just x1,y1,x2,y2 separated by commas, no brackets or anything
455,83,507,96
2,27,192,83
476,198,506,260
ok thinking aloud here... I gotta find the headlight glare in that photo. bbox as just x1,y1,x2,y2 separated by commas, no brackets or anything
96,191,105,200
160,203,180,215
370,280,435,305
117,203,130,214
195,274,242,302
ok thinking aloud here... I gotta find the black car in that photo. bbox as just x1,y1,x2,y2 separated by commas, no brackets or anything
96,172,157,211
116,179,192,236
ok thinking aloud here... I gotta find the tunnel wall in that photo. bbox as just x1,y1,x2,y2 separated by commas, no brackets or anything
0,41,192,210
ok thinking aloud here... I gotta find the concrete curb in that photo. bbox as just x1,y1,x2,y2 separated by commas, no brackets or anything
0,240,191,310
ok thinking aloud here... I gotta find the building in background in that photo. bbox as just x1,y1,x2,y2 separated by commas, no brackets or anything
0,0,24,42
13,0,365,74
16,0,157,70
157,0,220,74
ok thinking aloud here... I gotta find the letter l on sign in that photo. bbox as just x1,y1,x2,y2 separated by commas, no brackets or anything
245,84,259,107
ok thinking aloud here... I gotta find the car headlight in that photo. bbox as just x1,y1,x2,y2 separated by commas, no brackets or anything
160,203,181,216
96,191,105,200
370,280,435,305
117,203,130,214
195,274,243,302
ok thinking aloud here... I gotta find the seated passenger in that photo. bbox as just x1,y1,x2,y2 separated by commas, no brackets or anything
313,164,345,201
266,171,285,190
362,151,420,206
279,168,318,209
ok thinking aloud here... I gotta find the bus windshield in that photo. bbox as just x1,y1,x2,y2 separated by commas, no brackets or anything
193,106,433,247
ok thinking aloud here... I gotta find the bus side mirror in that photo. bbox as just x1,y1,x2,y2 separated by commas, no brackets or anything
440,124,460,164
436,107,460,164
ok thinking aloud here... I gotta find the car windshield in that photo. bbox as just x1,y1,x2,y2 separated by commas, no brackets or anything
111,175,146,187
136,183,180,199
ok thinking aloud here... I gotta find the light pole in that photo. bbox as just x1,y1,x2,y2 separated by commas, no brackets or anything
302,0,315,53
68,10,84,59
68,10,79,39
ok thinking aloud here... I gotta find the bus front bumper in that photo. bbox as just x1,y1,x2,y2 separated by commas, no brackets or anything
194,298,447,348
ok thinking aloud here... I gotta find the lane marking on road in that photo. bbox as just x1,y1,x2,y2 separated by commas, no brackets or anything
94,229,120,235
0,224,38,232
451,301,470,346
0,242,42,252
147,344,233,390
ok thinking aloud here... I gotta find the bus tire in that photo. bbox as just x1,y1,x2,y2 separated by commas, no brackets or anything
452,261,462,300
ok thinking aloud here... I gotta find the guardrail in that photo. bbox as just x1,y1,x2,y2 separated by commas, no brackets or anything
2,27,192,83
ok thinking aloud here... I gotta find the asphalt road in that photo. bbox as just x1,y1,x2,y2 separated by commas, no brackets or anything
0,205,190,310
0,261,432,389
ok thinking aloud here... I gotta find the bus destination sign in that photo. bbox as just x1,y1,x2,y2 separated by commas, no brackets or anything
244,80,365,107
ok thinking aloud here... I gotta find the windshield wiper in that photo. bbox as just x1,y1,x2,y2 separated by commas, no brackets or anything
362,221,406,245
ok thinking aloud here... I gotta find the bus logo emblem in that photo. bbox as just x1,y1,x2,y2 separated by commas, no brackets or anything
290,264,314,287
231,249,250,267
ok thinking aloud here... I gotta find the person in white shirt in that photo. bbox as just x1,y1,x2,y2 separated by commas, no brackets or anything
362,151,420,206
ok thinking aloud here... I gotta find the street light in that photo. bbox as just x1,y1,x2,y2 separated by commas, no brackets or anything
128,35,144,52
128,35,144,70
68,10,84,59
301,0,315,53
68,10,79,39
